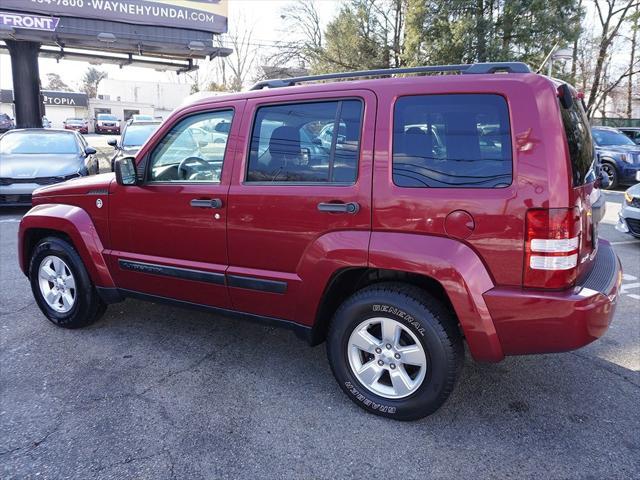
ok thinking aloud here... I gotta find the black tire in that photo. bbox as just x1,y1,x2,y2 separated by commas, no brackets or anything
327,282,463,421
601,162,618,189
29,236,106,328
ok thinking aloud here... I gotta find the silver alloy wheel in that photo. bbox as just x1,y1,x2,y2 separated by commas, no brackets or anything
347,317,427,399
38,255,76,313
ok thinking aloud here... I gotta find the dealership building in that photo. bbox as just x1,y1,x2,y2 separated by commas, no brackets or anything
1,78,191,131
1,89,88,128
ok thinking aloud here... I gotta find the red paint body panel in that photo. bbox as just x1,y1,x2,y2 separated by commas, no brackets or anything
19,71,621,364
368,232,503,362
19,203,115,288
485,241,622,355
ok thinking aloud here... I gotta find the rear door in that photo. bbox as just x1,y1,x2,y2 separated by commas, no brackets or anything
226,90,375,321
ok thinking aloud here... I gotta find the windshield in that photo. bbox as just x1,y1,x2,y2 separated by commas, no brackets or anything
122,124,160,147
592,129,635,146
66,119,84,125
0,132,78,154
98,114,118,121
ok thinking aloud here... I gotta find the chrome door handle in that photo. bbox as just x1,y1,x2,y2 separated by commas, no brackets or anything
190,198,223,209
317,202,360,214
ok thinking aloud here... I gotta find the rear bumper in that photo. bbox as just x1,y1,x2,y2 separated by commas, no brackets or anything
483,240,621,356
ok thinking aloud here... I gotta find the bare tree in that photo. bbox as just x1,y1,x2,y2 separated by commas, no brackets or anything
586,0,638,115
216,15,258,91
268,0,324,68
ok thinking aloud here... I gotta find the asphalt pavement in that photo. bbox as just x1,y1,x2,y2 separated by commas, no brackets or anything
1,190,639,479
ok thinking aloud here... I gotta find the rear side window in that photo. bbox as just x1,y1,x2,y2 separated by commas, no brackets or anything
393,94,512,188
560,97,595,186
246,99,363,183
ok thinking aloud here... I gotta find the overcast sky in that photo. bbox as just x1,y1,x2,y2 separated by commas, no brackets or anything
0,1,630,92
0,0,341,90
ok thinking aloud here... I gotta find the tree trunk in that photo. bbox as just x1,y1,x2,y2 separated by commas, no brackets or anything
628,4,638,119
571,0,583,84
475,0,487,62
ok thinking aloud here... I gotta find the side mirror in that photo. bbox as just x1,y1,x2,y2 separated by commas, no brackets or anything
107,139,118,147
114,157,138,186
84,146,97,156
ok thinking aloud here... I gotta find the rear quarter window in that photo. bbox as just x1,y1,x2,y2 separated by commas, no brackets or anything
559,97,595,186
392,94,512,188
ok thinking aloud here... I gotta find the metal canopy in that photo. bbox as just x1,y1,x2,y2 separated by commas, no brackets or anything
0,42,230,74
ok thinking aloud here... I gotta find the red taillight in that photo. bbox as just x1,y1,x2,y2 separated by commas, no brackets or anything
524,208,581,289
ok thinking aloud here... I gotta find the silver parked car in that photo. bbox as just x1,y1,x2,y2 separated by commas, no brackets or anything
0,129,99,206
616,171,640,238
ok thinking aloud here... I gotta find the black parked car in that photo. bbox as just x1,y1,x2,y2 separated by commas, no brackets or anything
108,120,161,171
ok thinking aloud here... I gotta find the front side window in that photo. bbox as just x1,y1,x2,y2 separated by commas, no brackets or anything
246,99,363,183
148,110,233,183
393,94,512,188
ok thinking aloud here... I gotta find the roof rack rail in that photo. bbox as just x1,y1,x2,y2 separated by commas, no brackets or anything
250,62,531,90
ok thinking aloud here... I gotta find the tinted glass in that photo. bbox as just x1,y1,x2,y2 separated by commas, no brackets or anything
66,119,84,125
148,110,233,182
122,124,160,147
98,114,118,121
246,99,363,183
393,94,512,188
592,129,635,146
560,98,596,185
0,132,78,154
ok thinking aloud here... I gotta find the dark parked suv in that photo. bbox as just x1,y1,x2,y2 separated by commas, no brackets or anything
18,62,621,420
592,126,640,188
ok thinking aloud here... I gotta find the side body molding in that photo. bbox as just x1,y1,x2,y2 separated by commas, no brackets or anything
19,204,116,288
368,232,504,362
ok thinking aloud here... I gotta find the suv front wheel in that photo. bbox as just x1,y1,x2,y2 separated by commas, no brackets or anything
327,283,463,420
601,161,618,189
29,237,106,328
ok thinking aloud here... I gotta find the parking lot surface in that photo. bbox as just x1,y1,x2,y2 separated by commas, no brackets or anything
1,191,639,479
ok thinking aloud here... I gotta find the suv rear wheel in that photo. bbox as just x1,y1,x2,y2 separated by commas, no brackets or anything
29,237,106,328
327,282,463,420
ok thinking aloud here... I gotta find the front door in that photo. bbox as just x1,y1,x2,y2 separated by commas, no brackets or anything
106,101,244,308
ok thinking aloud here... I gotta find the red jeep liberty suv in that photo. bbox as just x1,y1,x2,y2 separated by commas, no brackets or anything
18,62,622,420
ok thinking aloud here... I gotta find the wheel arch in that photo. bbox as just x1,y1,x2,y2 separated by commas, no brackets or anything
310,267,457,347
19,204,116,288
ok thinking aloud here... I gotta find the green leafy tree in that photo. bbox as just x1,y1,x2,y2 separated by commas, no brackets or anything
81,67,108,98
44,73,72,92
312,1,391,73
